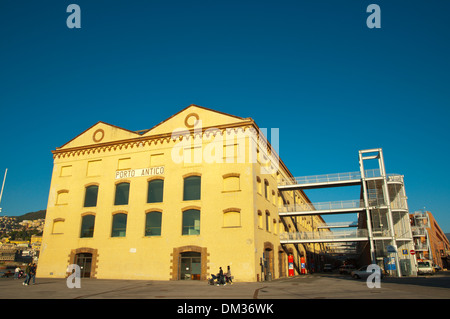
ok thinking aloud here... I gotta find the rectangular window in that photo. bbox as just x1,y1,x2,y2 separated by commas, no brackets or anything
118,158,131,170
60,165,72,177
147,179,164,203
111,213,127,237
87,160,102,177
145,211,162,236
223,143,239,162
182,209,200,235
150,153,164,166
80,215,95,238
183,176,201,201
114,183,130,205
84,185,99,207
183,146,202,166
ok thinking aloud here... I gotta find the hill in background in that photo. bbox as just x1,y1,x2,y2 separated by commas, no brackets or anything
13,210,46,222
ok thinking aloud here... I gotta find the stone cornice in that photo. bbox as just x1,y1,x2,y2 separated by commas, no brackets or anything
51,119,296,185
52,120,257,159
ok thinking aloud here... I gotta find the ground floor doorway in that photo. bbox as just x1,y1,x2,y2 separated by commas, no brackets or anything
67,247,98,279
75,253,92,278
180,252,201,280
171,246,208,281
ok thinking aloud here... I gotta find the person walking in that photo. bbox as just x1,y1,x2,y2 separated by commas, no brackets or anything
29,263,37,285
23,263,32,286
226,265,233,285
217,267,225,286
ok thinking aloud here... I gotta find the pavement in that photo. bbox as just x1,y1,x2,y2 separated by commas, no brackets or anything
1,272,449,300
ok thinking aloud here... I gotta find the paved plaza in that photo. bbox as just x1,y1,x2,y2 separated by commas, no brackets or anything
1,272,450,299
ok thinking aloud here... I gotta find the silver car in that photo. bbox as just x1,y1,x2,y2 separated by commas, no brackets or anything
351,265,383,279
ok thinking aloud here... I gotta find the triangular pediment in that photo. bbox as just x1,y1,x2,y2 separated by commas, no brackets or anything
57,121,140,149
142,104,249,137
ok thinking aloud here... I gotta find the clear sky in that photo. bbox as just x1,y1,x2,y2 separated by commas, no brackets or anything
0,1,449,232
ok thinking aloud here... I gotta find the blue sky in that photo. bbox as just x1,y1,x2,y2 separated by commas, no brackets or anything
0,1,449,232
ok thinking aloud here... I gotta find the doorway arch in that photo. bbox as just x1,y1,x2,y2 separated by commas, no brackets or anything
67,247,98,279
171,246,208,281
263,242,274,281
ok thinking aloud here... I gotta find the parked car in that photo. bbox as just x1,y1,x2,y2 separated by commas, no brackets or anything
339,265,355,274
323,264,333,272
351,265,383,280
417,260,434,275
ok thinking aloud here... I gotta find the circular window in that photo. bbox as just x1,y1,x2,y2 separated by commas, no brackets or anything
93,129,105,142
184,113,200,128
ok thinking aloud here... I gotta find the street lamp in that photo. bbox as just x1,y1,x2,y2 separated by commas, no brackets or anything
0,169,7,214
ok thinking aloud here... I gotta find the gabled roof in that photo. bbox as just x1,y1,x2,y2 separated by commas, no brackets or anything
55,104,252,150
141,104,251,137
56,121,141,150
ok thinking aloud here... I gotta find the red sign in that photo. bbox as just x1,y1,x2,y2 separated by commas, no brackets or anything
300,257,306,274
410,250,415,255
288,255,294,277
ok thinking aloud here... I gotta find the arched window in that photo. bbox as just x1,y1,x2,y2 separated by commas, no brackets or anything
265,211,271,232
111,213,127,237
183,176,201,201
52,218,65,234
114,182,130,205
182,209,200,235
264,179,269,200
56,190,69,205
84,185,99,207
145,211,162,236
257,210,263,229
80,215,95,238
147,179,164,203
223,208,241,227
223,174,240,192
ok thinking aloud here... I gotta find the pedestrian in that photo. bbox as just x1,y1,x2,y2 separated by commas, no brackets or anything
23,263,32,286
30,263,37,285
217,267,225,286
226,265,233,285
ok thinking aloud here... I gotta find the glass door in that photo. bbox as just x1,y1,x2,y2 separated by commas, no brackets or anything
75,253,92,278
179,252,201,280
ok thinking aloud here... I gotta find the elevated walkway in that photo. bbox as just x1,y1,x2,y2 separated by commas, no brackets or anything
278,169,406,190
316,221,358,229
278,171,362,190
279,200,365,216
280,229,369,244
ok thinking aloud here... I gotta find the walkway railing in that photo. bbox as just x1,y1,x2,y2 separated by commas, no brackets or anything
279,171,361,186
279,199,364,213
278,169,385,186
280,229,368,242
316,221,358,228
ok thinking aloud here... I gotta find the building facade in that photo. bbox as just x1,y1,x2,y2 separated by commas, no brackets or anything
410,210,450,270
37,105,326,281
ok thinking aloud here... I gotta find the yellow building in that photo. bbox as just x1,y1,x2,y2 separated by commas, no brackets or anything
37,105,326,281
